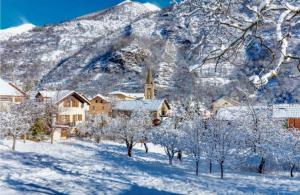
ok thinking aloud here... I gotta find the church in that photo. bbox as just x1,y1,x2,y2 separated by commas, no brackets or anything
89,67,170,121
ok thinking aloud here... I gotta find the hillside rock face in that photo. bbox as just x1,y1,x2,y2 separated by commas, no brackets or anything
0,1,299,104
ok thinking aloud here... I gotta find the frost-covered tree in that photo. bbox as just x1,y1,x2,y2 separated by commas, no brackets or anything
206,117,238,179
76,114,109,143
182,117,206,175
240,107,283,174
106,109,152,157
277,128,300,177
0,100,42,151
151,117,184,165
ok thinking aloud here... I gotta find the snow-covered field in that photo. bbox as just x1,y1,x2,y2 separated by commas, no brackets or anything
0,139,299,195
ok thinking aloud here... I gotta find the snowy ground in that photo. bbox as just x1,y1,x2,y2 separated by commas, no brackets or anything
0,139,299,195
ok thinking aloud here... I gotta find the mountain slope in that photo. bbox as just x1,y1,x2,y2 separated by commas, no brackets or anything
0,1,299,104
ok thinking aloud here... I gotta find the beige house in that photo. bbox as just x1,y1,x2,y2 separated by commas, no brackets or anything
89,94,112,116
0,78,27,105
35,90,90,139
108,91,144,100
212,96,240,112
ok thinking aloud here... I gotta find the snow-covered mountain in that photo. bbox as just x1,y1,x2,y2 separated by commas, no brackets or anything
0,23,35,41
0,0,299,104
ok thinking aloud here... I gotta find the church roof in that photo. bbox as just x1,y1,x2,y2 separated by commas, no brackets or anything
0,78,26,97
113,99,169,112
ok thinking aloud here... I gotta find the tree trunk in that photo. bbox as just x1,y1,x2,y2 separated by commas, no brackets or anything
126,139,133,157
209,159,212,174
96,136,101,144
195,160,200,176
50,129,54,144
127,145,133,157
143,142,148,153
290,164,295,178
168,156,173,165
220,161,224,179
23,133,27,143
177,150,182,162
12,135,16,151
257,157,265,174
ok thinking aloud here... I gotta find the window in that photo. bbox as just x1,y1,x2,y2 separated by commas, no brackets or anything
65,115,70,123
72,99,79,107
14,97,22,102
78,115,82,121
63,100,71,107
58,115,70,124
95,100,98,103
92,106,96,111
73,115,77,122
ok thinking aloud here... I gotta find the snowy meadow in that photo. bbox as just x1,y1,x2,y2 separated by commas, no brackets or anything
1,139,300,195
1,102,300,194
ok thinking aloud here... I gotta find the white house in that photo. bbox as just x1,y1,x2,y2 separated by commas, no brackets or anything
35,90,90,139
0,78,27,104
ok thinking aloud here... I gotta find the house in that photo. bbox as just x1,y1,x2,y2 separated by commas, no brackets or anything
35,90,90,139
108,91,144,100
273,104,300,130
112,99,170,120
89,94,112,116
212,96,240,112
0,78,27,104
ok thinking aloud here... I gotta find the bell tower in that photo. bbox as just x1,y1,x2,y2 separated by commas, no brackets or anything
144,67,155,100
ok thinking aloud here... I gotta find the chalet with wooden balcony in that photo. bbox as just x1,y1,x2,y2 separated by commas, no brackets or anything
35,90,90,139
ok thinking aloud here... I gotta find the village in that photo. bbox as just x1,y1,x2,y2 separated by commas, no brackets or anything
1,65,300,181
1,66,299,140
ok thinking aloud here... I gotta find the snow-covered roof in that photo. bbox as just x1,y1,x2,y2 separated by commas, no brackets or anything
36,90,90,104
0,78,26,97
217,106,268,120
91,94,110,102
273,104,300,119
113,99,169,112
214,96,240,106
109,91,144,99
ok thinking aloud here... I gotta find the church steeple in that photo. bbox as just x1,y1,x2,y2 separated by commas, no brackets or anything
144,67,155,99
